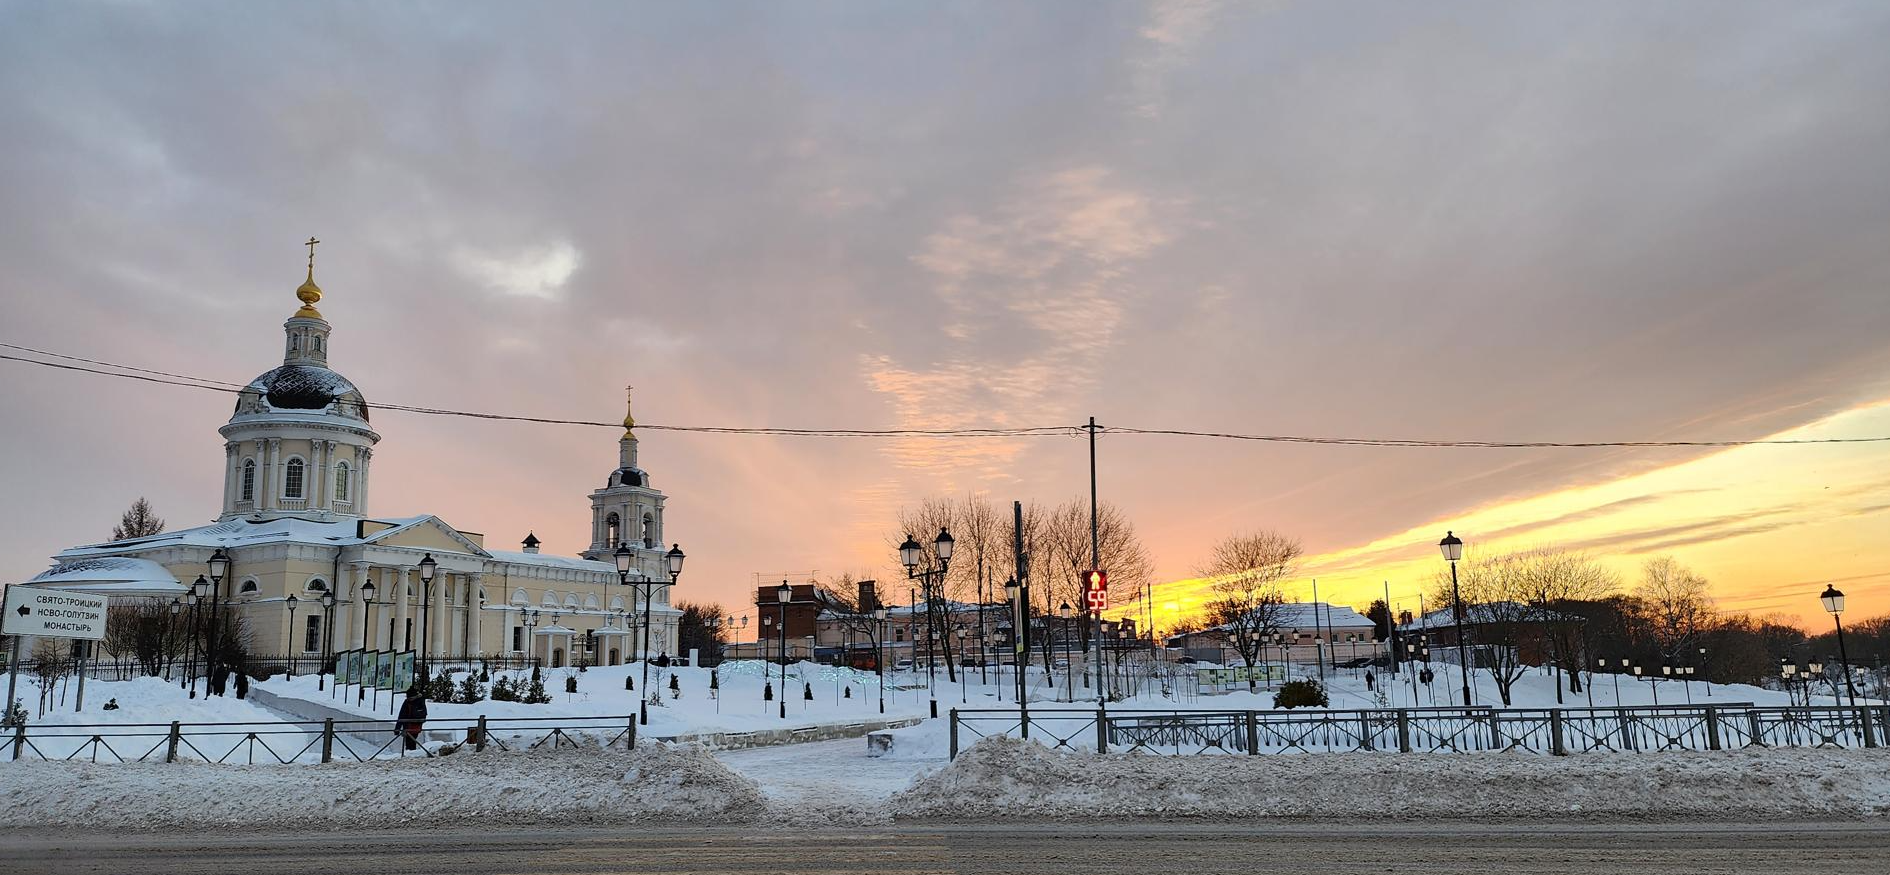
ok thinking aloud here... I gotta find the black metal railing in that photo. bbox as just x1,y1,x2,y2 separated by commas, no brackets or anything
2,712,641,765
947,703,1889,758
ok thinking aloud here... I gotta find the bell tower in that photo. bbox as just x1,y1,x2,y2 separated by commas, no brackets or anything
583,388,666,566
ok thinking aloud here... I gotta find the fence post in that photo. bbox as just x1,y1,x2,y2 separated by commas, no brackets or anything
1245,710,1259,755
1860,706,1876,749
320,718,335,763
476,715,489,752
10,722,23,760
1359,711,1374,752
627,715,636,751
165,721,181,763
948,710,959,760
1488,711,1503,750
1549,709,1566,756
1396,709,1412,753
1747,710,1764,747
1704,707,1722,751
1095,709,1108,754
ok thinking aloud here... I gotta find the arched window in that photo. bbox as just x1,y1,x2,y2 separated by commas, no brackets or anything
305,578,328,593
511,588,529,606
542,590,560,608
239,579,259,596
240,459,255,502
334,461,351,502
609,596,625,612
284,458,305,499
584,594,600,610
606,513,621,547
642,513,655,548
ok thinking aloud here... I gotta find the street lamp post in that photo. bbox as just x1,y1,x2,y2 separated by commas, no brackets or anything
285,594,300,679
1821,584,1860,708
204,548,230,695
416,553,437,680
183,580,205,695
900,528,954,719
873,607,888,714
1438,532,1473,708
776,581,791,720
318,590,335,691
1699,646,1712,696
1057,602,1074,701
166,598,182,682
955,625,969,704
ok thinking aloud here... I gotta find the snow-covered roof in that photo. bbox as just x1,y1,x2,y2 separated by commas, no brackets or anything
485,550,621,575
1179,602,1377,638
1401,602,1581,629
25,556,186,596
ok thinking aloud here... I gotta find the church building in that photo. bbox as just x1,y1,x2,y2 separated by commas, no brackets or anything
25,249,683,669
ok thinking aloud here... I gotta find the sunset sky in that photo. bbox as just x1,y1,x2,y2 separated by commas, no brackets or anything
3,2,1887,630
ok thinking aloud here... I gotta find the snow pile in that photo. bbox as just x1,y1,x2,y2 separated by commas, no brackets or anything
892,737,1890,821
0,741,764,830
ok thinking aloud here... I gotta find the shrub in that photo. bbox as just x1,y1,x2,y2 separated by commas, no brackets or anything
1273,679,1328,709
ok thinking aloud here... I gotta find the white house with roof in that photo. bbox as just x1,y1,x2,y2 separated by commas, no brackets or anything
21,254,683,670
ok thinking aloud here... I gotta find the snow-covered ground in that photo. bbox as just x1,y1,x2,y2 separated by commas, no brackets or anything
0,743,765,830
255,659,940,736
0,674,316,762
893,736,1890,820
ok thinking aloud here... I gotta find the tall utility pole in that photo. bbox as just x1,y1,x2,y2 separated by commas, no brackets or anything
1087,416,1105,715
1013,499,1030,737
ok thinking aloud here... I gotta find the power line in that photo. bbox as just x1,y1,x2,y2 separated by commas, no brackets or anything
4,343,1889,448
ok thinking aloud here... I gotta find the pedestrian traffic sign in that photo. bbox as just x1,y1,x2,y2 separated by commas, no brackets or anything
3,585,108,640
1085,570,1108,613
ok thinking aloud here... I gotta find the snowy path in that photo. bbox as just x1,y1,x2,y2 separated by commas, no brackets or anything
714,737,942,821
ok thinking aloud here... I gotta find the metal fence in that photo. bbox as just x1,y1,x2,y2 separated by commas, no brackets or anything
78,654,544,681
3,712,641,765
947,704,1889,758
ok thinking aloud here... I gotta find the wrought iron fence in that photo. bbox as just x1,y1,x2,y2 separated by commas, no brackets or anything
2,712,642,765
79,653,543,682
948,704,1889,758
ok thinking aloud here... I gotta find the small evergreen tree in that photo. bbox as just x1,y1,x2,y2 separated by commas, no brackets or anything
764,681,773,701
111,497,165,541
625,675,635,691
565,673,578,694
456,672,486,704
1273,679,1329,709
428,668,455,702
490,675,516,702
525,668,551,704
1,698,25,728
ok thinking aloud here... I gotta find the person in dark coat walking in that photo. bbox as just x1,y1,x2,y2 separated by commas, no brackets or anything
233,672,249,699
396,686,428,751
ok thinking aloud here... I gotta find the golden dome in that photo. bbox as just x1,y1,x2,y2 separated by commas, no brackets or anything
295,236,323,318
622,385,637,439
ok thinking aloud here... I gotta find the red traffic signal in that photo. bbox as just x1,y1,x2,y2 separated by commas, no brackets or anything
1085,569,1108,613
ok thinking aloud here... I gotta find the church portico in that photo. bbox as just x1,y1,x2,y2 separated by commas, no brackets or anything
28,246,686,678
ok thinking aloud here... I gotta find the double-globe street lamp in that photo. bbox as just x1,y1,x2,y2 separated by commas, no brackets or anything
1438,532,1473,707
614,542,687,726
899,528,955,719
318,589,336,691
1821,584,1859,708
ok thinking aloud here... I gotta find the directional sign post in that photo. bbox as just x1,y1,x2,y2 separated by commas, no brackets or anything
4,585,109,640
4,585,110,719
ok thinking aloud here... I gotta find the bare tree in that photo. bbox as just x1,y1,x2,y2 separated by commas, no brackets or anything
111,497,165,541
1637,556,1714,662
1036,498,1154,689
894,497,962,682
102,599,186,678
954,494,1003,681
1430,551,1534,706
1509,547,1619,698
815,572,886,669
1199,531,1301,691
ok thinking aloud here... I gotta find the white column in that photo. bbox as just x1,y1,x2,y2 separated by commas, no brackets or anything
433,573,451,657
394,567,412,652
357,448,372,516
333,564,354,652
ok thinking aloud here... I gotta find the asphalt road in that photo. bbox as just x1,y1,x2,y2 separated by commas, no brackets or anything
3,822,1886,875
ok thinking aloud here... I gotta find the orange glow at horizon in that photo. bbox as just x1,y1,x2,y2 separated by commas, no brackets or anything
1115,397,1890,635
